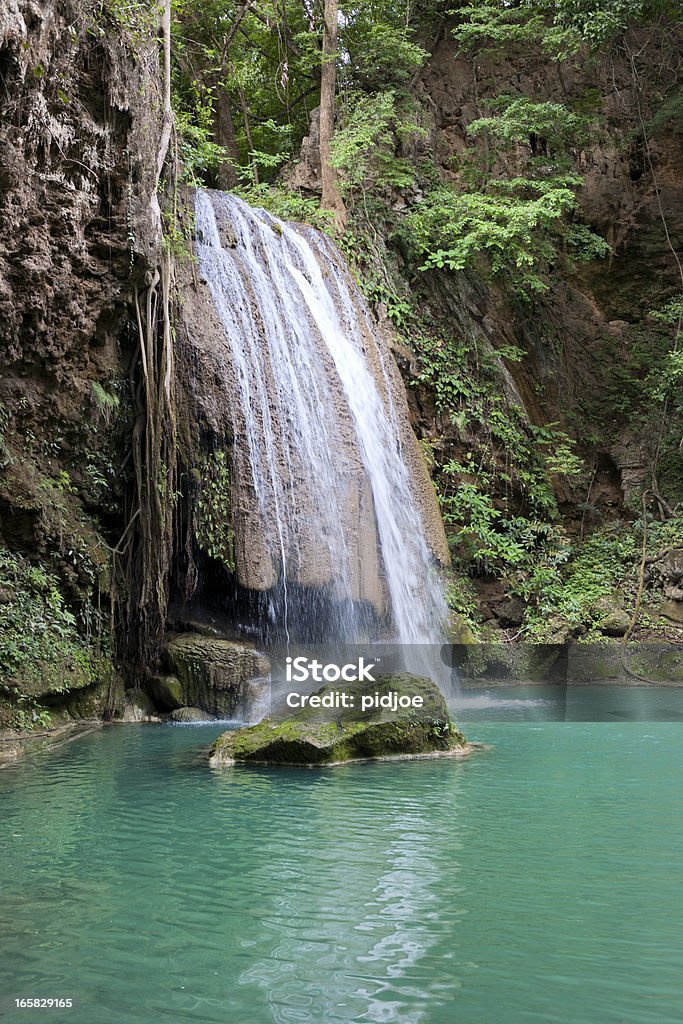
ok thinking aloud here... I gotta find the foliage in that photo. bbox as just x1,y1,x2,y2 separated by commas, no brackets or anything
331,90,422,194
548,0,678,45
522,525,638,640
173,103,231,184
451,3,580,59
339,5,427,89
451,1,677,57
398,72,609,295
413,324,584,503
564,223,612,262
0,550,101,728
90,382,121,426
170,0,313,185
650,293,683,327
403,178,586,295
169,0,431,189
196,451,235,569
467,97,589,149
406,314,585,608
442,570,481,634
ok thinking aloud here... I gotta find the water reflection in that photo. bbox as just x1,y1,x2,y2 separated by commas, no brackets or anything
231,765,467,1024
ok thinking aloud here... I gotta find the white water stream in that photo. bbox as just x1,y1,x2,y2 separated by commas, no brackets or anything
194,190,448,653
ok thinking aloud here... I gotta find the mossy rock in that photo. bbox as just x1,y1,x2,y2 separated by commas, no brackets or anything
209,673,466,767
148,674,184,710
453,643,565,684
65,668,125,720
592,594,630,637
568,644,683,685
449,615,477,645
165,633,270,717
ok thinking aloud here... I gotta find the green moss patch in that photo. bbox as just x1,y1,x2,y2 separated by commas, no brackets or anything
210,673,466,766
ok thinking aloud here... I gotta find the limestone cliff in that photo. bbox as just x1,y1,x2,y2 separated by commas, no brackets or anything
0,0,165,727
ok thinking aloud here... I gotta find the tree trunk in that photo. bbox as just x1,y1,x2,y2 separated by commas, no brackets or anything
156,0,173,183
319,0,346,232
213,88,241,190
237,87,260,185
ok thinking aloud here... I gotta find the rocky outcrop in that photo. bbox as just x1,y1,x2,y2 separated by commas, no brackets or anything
414,24,683,497
209,673,468,766
648,550,683,602
165,633,270,719
0,1,165,721
568,644,683,685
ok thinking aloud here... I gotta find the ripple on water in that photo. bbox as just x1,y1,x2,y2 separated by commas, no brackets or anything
0,716,682,1024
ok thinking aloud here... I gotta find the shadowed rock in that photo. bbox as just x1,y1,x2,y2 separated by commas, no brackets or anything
165,634,270,718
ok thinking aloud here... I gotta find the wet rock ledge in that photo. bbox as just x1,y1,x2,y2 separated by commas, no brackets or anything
209,673,469,767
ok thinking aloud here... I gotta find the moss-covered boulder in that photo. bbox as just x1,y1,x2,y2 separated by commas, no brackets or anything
659,600,683,626
451,643,566,685
165,634,270,718
148,674,184,710
209,673,467,767
592,594,630,637
65,670,125,720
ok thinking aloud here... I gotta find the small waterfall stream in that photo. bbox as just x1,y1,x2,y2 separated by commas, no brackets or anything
194,190,448,652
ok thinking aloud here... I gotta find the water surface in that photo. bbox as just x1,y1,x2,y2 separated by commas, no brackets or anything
1,694,682,1023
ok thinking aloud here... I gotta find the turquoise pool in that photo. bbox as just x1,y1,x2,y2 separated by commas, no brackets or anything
1,691,682,1023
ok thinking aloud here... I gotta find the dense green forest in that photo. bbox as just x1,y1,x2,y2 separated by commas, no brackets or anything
160,0,683,641
0,0,682,730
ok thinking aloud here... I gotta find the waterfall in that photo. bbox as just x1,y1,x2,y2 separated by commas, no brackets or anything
194,189,449,653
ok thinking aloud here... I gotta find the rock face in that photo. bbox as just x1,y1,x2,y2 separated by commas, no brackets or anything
568,644,683,685
177,192,449,630
0,0,165,720
165,634,270,718
0,0,162,450
209,673,467,766
649,550,683,603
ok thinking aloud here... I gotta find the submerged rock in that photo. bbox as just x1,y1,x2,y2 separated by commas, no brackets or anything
209,673,467,767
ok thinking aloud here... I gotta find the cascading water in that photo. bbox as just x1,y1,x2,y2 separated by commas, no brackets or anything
194,189,449,656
